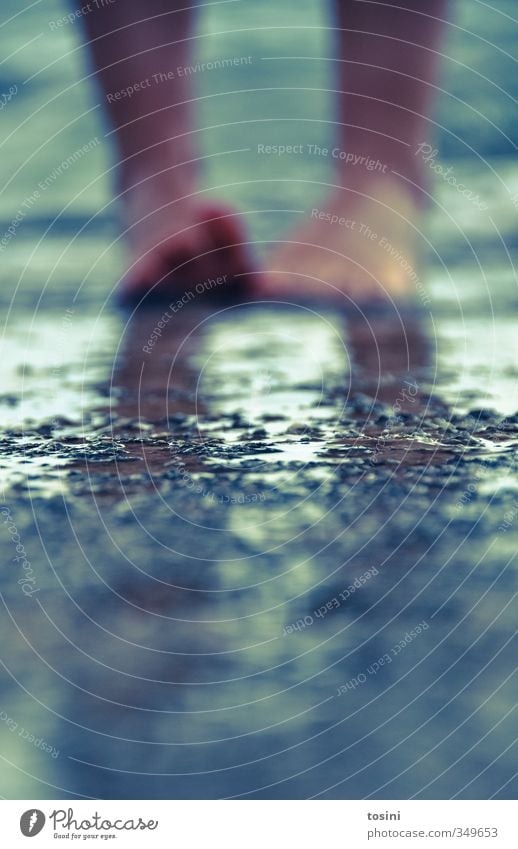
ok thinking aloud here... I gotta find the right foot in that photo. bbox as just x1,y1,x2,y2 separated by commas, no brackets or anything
259,175,422,305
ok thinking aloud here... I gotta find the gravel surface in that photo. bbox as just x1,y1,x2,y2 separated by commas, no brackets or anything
0,0,517,799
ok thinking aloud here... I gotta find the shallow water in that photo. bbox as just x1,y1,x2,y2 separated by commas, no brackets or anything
1,0,518,800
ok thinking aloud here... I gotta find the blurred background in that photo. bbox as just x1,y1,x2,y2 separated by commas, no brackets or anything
0,0,517,799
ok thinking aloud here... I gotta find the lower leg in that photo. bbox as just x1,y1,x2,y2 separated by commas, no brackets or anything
335,0,447,192
264,0,447,302
84,2,196,176
83,1,254,299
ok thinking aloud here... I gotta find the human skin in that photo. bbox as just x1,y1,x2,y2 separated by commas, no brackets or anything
82,0,447,303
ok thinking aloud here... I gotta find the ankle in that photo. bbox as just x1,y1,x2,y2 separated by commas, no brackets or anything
118,142,198,195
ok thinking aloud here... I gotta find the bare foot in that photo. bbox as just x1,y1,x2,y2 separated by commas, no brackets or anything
259,176,422,305
119,170,256,303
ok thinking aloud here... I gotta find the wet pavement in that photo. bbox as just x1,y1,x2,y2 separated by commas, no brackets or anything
1,0,518,799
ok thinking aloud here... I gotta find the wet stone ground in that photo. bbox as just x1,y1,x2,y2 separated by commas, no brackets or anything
1,299,518,799
1,0,518,800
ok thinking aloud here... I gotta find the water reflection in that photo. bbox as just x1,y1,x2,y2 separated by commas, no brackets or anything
3,301,518,800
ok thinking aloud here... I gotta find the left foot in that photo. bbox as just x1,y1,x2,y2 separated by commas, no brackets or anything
258,174,421,305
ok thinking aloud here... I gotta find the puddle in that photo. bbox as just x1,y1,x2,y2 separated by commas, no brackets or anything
1,302,517,503
1,0,518,802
